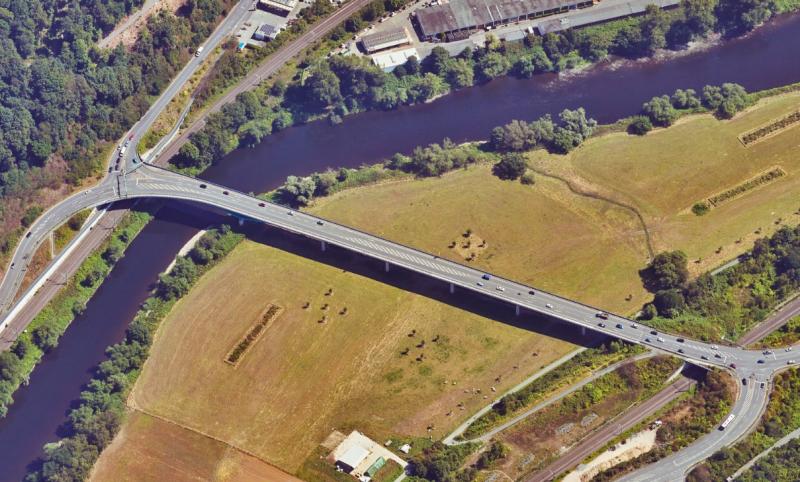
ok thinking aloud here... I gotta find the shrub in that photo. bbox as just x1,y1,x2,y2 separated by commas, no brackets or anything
493,153,527,180
520,171,536,185
628,116,654,135
692,202,710,215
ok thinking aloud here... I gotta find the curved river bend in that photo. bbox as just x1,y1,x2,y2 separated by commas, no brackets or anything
1,13,800,481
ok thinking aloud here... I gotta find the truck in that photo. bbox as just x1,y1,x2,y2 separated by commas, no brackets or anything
719,413,735,430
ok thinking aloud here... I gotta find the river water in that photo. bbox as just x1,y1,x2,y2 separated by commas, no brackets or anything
1,13,800,481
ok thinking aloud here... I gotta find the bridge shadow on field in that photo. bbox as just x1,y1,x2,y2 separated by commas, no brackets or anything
170,199,610,351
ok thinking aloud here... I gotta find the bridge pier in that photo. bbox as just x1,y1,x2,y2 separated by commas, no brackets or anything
320,240,326,252
238,218,244,226
449,283,455,294
384,261,390,272
581,326,586,337
515,305,520,316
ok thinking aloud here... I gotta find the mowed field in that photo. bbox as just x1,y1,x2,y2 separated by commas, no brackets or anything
119,241,580,474
90,411,300,482
530,91,800,274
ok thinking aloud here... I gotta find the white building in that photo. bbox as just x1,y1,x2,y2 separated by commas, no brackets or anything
370,47,420,72
331,431,407,479
259,0,298,15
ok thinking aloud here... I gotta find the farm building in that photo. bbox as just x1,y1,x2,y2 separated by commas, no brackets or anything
330,431,407,480
414,0,596,41
361,27,411,53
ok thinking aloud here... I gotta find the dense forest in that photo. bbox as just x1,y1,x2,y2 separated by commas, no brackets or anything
0,0,231,257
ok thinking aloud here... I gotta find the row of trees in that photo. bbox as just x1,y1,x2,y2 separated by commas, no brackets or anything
490,108,598,154
635,83,749,133
24,226,243,482
639,225,800,339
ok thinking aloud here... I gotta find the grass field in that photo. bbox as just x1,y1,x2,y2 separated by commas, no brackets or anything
126,241,578,473
529,91,800,276
90,411,299,482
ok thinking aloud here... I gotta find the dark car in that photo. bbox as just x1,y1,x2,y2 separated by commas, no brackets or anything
598,322,606,328
316,220,324,226
482,274,491,280
25,232,31,238
200,184,207,189
677,348,685,354
742,378,748,386
596,312,609,320
730,363,737,369
528,290,535,295
615,323,623,329
650,330,658,335
757,359,765,364
676,338,685,343
258,202,265,207
222,190,229,195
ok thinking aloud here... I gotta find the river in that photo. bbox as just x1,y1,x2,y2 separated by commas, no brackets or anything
1,13,800,481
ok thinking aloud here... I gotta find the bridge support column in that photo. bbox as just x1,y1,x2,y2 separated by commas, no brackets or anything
320,240,326,252
515,305,520,316
581,326,586,337
449,283,455,294
384,261,390,272
238,218,244,226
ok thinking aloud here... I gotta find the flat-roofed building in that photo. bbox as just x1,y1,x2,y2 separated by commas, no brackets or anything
259,0,297,15
253,23,279,40
535,0,678,34
370,47,419,71
414,0,595,41
361,27,411,53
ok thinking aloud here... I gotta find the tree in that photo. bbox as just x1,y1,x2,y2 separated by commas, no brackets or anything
476,52,510,81
493,153,527,180
305,67,342,109
654,289,686,317
445,59,474,89
281,175,317,206
640,5,670,54
33,324,60,352
702,83,748,118
682,0,718,36
671,88,701,109
551,108,597,153
715,0,775,35
642,250,690,292
643,95,678,126
628,116,653,135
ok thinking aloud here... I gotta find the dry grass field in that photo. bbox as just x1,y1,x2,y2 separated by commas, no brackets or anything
125,241,579,473
90,411,299,482
529,91,800,275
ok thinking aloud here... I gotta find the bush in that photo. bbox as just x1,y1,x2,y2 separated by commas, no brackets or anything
493,153,527,180
692,202,710,215
520,171,536,185
640,250,689,292
643,95,679,126
628,116,654,135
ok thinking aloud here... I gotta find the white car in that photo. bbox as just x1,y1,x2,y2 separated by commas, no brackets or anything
495,286,505,292
657,337,665,343
545,303,554,309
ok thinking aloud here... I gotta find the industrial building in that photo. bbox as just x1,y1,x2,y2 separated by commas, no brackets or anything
370,47,420,71
535,0,678,34
360,27,411,53
330,431,407,480
259,0,298,15
253,23,280,41
414,0,596,41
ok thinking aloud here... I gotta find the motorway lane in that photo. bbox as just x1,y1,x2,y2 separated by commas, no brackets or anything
152,0,379,166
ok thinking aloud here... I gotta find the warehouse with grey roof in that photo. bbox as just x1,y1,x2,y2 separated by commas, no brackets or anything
414,0,596,41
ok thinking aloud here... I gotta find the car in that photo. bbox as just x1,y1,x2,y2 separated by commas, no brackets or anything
195,46,204,57
711,345,719,350
787,347,793,352
287,211,293,216
222,190,229,195
760,382,765,389
730,363,737,369
650,330,658,335
258,202,265,207
10,263,14,269
545,303,554,309
657,337,665,343
595,312,609,320
615,323,623,329
199,184,207,188
476,282,484,287
495,286,505,292
714,353,723,359
25,232,31,238
742,378,748,386
763,350,773,355
676,338,685,343
528,290,535,295
482,274,491,280
789,360,796,365
677,348,684,354
598,322,607,328
644,337,651,343
701,355,709,360
316,220,324,226
757,359,765,364
630,323,638,329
